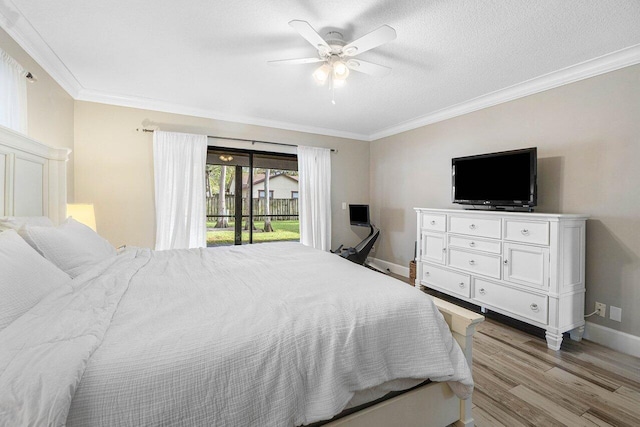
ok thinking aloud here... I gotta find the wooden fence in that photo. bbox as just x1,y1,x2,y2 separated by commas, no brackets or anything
206,195,298,221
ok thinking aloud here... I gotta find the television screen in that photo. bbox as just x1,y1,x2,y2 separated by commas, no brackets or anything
349,204,370,226
452,147,537,207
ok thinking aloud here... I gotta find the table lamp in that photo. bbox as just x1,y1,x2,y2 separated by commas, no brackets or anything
66,203,97,232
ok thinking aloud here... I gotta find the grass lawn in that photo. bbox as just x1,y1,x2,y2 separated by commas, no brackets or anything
207,220,300,246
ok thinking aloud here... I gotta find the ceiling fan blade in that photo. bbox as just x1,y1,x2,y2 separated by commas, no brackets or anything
342,25,397,57
346,59,391,77
268,58,324,65
289,20,331,53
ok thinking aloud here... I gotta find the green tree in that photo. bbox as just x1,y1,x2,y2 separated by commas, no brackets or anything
215,165,229,228
263,169,273,232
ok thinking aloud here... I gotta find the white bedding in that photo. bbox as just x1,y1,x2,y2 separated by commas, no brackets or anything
0,242,472,426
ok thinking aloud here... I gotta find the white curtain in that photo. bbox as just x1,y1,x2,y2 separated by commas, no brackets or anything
0,48,28,133
153,131,207,250
297,145,332,251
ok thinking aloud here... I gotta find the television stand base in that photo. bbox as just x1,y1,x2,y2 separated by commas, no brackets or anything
463,205,534,212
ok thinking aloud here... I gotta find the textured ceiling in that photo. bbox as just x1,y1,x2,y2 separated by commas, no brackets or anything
2,0,640,140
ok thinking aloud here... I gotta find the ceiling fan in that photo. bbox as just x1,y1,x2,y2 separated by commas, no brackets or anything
269,20,397,96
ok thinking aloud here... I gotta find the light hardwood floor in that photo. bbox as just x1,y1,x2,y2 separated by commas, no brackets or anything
389,272,640,427
471,317,640,427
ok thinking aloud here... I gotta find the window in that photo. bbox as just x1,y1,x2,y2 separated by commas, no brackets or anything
291,191,299,199
205,147,299,246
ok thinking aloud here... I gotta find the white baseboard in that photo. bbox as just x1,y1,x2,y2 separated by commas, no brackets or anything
368,258,410,278
583,321,640,358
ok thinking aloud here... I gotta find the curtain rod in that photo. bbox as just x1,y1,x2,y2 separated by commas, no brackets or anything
136,128,337,153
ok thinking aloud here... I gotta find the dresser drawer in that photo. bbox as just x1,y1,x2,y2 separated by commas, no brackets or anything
448,235,501,254
449,215,501,239
473,278,548,325
505,219,550,246
448,248,501,279
421,263,471,298
422,213,446,232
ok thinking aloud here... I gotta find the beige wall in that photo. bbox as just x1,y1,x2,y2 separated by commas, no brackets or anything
0,27,75,200
74,101,370,249
370,64,640,336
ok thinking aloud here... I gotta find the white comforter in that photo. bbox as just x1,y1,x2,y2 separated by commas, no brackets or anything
0,242,472,426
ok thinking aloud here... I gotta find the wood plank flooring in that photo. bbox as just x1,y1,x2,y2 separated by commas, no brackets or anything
471,317,640,427
387,274,640,426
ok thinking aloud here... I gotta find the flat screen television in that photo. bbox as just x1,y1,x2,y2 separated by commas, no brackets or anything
349,204,370,226
452,147,537,209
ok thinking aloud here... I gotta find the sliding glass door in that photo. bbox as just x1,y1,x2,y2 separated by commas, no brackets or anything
206,148,299,246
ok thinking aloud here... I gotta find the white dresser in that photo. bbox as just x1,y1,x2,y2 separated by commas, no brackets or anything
414,208,588,350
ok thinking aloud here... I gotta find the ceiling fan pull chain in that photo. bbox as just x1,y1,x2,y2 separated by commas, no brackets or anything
331,74,336,105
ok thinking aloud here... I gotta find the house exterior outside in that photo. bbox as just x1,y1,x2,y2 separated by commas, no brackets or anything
251,173,299,199
229,172,299,199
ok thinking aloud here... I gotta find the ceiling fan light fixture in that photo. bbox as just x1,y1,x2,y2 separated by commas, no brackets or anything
313,63,331,84
333,60,349,80
219,154,234,162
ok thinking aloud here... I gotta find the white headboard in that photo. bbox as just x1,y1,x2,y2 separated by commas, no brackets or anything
0,125,70,224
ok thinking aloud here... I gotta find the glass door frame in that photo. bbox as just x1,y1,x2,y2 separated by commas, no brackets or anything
207,146,298,245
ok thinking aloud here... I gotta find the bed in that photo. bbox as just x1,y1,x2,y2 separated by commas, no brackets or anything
0,125,484,427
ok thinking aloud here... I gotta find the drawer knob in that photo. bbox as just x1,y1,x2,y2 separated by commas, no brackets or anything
521,229,530,236
530,303,539,311
442,248,447,252
425,271,430,276
430,220,436,225
469,241,476,247
469,260,476,266
503,259,508,265
479,288,486,295
469,224,477,230
459,282,465,288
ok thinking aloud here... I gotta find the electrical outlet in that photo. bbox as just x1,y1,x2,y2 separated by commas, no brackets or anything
595,302,606,317
610,306,622,322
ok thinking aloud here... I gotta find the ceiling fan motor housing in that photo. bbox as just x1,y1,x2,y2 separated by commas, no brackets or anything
322,31,346,56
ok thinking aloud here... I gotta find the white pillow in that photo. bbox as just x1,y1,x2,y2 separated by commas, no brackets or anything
19,218,117,278
0,229,71,330
0,216,54,231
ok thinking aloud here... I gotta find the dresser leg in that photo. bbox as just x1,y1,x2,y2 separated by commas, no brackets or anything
569,325,585,342
545,330,563,350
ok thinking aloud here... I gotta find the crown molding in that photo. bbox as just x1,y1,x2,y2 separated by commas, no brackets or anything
369,44,640,141
0,1,82,98
76,88,370,141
